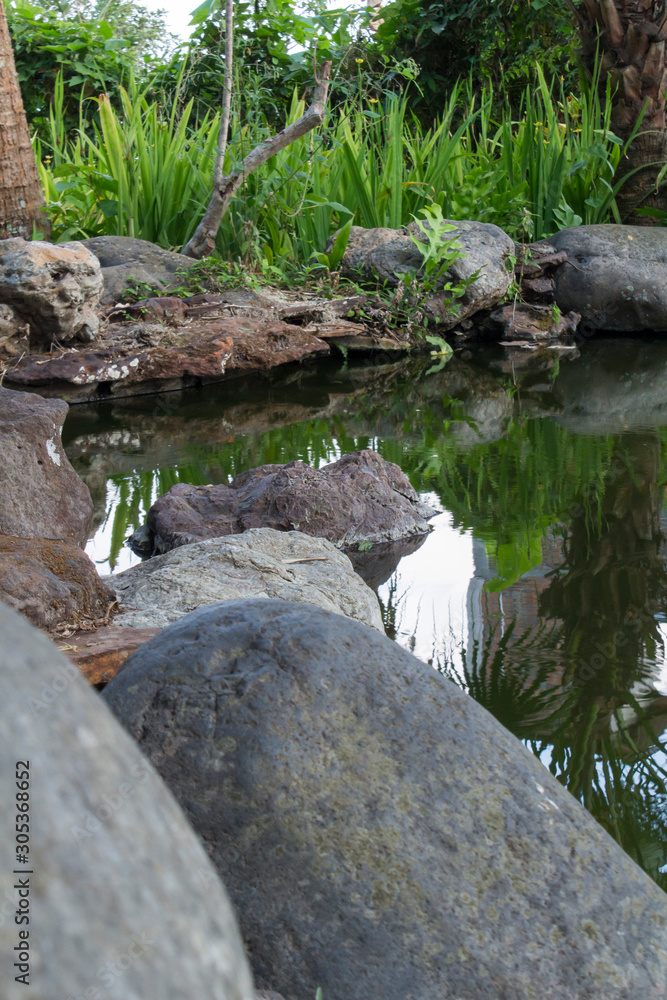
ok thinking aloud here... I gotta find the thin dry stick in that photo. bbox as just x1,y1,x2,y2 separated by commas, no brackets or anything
214,0,234,190
182,59,332,259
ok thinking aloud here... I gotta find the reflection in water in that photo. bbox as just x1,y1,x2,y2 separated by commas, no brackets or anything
439,431,667,889
63,345,667,888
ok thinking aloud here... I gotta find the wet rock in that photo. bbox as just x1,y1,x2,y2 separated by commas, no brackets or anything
550,224,667,332
0,601,256,1000
487,301,580,342
109,529,383,631
338,221,514,328
103,598,667,1000
0,535,115,631
132,449,436,556
0,237,103,343
2,332,234,398
0,387,94,546
82,235,195,305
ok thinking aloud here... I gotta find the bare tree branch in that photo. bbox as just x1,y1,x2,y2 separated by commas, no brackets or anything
182,60,332,260
214,0,234,190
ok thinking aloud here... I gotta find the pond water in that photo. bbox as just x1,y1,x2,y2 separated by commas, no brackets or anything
62,338,667,890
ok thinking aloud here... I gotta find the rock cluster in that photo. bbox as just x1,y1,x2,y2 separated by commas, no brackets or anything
338,220,514,329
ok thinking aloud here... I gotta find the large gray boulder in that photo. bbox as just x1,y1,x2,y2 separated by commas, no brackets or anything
0,600,256,1000
103,598,667,1000
82,235,195,305
0,387,94,547
0,237,103,343
130,449,437,557
109,528,383,630
550,224,667,332
337,221,514,328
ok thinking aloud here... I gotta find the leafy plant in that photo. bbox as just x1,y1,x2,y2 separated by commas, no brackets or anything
7,0,172,140
36,59,632,265
399,203,481,325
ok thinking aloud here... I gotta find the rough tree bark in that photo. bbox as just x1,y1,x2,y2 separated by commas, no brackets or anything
0,0,48,239
181,0,331,259
579,0,667,222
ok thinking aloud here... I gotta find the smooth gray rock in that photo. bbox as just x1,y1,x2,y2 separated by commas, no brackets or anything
103,598,667,1000
337,221,514,328
0,387,93,547
81,235,195,305
108,528,383,630
0,238,103,343
130,449,437,557
0,600,256,1000
550,224,667,332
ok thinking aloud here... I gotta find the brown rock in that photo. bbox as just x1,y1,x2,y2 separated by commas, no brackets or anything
0,535,116,630
62,624,161,685
3,317,330,402
132,449,437,556
520,276,556,301
0,387,94,546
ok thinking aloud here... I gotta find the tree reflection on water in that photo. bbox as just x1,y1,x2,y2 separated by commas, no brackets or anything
438,432,667,891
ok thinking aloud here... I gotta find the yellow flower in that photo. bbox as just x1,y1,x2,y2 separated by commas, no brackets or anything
368,97,378,103
355,58,364,63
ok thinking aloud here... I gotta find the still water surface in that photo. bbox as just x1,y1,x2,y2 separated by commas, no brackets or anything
62,338,667,889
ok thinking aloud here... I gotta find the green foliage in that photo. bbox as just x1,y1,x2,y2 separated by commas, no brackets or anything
367,0,577,120
312,217,353,273
406,204,466,289
36,57,628,263
401,203,480,324
7,0,172,139
35,73,221,245
154,0,371,130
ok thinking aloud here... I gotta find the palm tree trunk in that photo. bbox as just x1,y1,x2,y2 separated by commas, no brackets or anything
580,0,667,222
0,0,48,239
